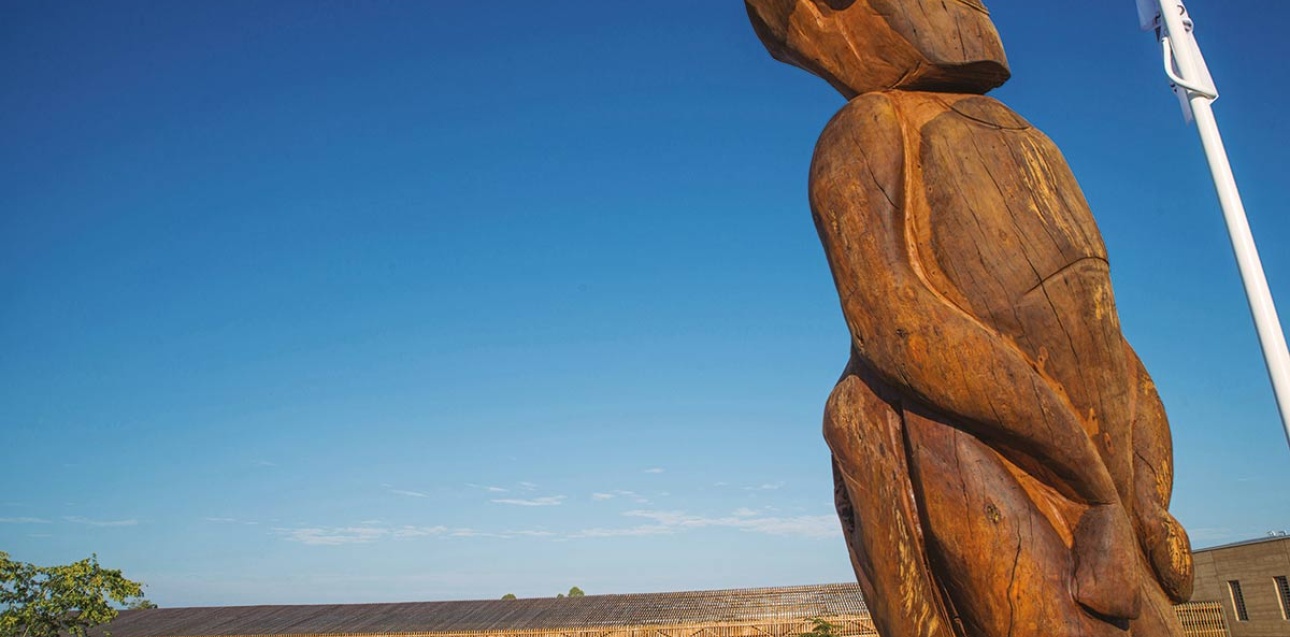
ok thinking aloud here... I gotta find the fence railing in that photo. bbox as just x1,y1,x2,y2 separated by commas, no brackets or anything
1175,600,1230,637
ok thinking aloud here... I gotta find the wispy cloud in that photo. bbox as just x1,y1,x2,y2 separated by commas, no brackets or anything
274,523,556,545
569,525,675,539
272,506,837,546
744,482,785,491
589,490,649,504
566,509,840,539
203,517,240,523
1187,527,1242,544
445,529,509,539
517,481,539,491
467,483,509,493
255,460,277,467
491,496,566,507
643,468,665,474
64,516,138,527
394,526,451,538
0,517,51,524
275,526,393,546
444,528,557,539
389,489,428,498
608,508,841,536
273,524,451,546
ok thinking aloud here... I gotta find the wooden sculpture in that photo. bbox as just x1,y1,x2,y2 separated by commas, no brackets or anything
745,1,1194,635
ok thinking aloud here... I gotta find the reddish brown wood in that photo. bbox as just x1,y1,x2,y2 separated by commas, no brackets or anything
746,2,1194,635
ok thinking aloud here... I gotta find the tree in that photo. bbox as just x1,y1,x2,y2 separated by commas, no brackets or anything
566,586,584,598
500,593,517,600
0,552,151,637
798,618,836,637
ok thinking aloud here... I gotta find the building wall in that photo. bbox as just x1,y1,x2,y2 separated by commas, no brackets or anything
1191,536,1290,637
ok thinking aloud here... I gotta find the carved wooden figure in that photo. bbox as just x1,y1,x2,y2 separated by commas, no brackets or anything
745,1,1194,635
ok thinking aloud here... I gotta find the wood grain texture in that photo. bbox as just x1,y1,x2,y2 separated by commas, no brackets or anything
745,0,1010,98
746,2,1194,635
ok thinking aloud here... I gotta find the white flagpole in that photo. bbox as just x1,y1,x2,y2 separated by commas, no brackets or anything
1137,0,1290,450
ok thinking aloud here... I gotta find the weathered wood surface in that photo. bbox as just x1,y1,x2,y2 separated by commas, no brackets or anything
746,0,1010,98
746,1,1194,636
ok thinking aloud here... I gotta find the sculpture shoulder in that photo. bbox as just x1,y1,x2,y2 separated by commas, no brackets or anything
813,92,905,168
810,93,907,213
938,94,1033,132
809,91,999,206
816,92,1034,154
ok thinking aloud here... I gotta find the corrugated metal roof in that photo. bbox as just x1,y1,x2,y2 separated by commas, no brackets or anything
95,583,869,637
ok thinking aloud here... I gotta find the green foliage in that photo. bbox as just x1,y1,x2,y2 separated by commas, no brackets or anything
798,618,837,637
566,586,584,598
500,593,517,600
0,552,150,637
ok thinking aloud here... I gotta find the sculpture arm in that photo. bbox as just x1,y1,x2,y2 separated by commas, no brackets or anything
1124,341,1194,601
811,94,1119,505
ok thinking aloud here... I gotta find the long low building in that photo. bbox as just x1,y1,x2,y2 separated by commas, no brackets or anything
96,584,876,637
1190,534,1290,637
96,583,1226,637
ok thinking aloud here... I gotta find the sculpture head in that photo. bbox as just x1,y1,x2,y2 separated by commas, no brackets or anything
745,0,1010,98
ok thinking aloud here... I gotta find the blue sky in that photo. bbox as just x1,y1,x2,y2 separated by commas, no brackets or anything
2,0,1287,607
